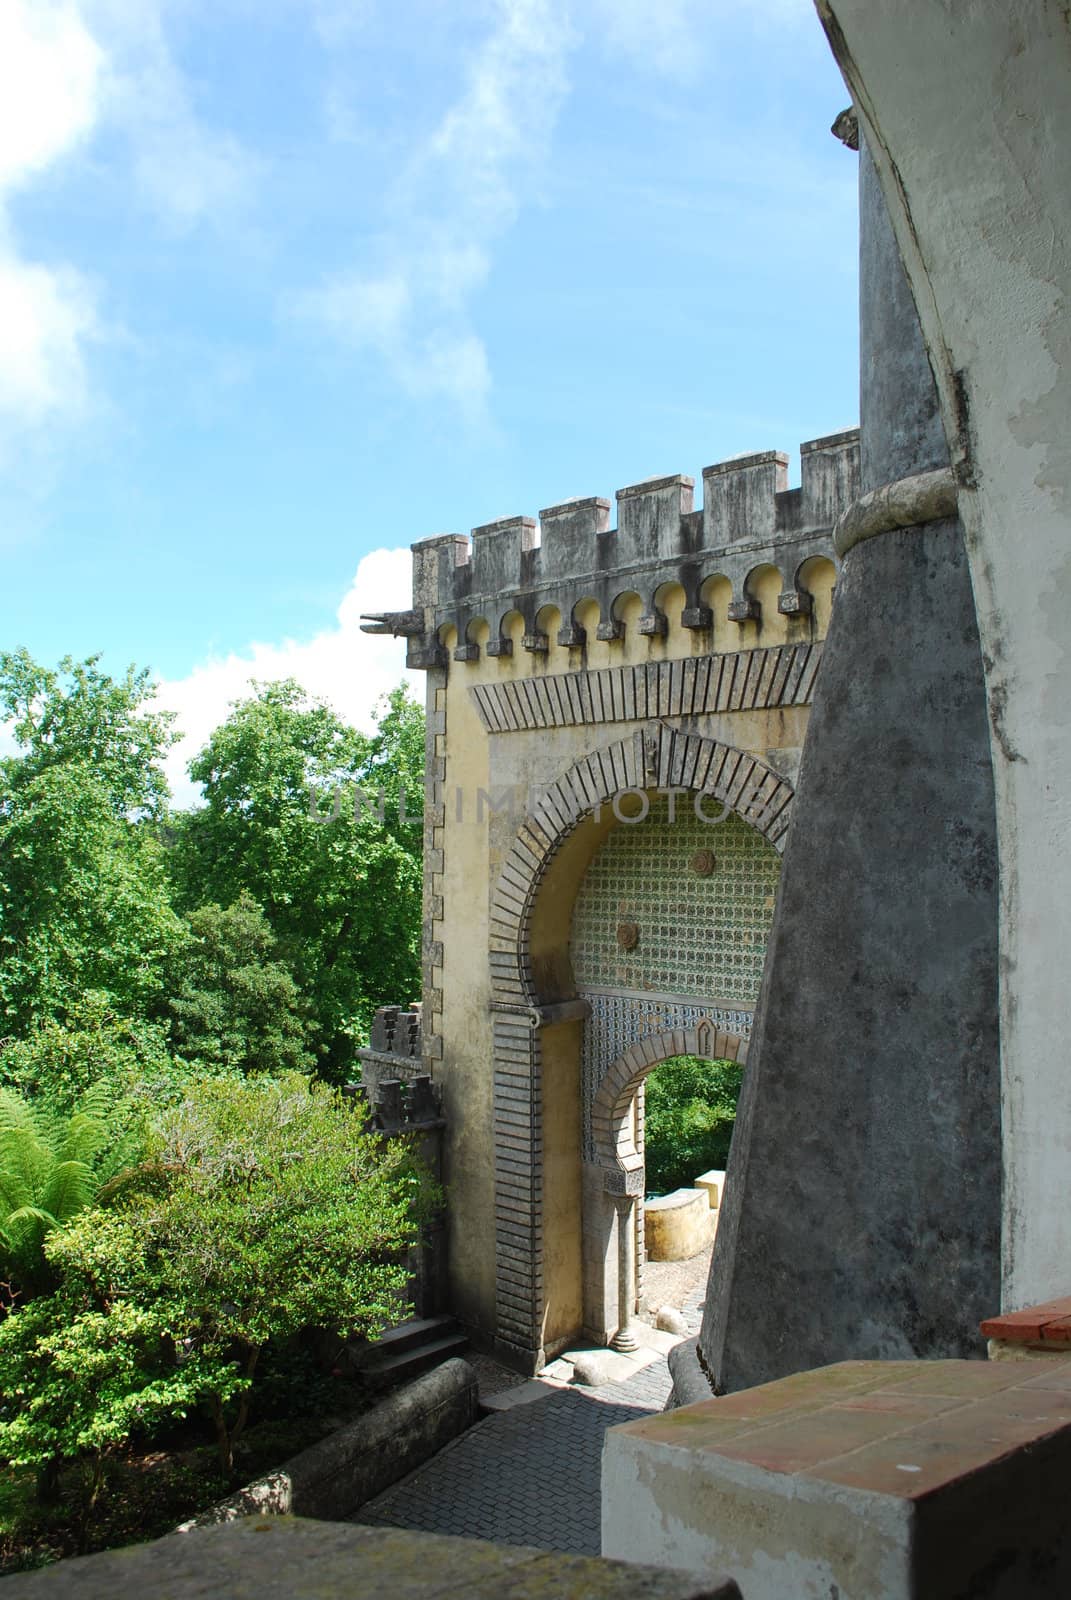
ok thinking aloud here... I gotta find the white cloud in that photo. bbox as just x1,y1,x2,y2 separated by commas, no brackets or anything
293,0,573,418
0,248,99,424
92,0,256,231
0,0,256,452
0,0,102,189
157,546,419,809
0,1,104,434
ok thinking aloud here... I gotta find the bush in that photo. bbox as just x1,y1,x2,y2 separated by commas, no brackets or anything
0,1244,225,1503
0,1073,434,1484
643,1055,743,1196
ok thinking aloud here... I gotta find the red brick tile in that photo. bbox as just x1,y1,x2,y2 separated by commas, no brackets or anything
803,1432,983,1500
1015,1360,1071,1393
714,1407,901,1475
980,1296,1071,1342
1040,1316,1071,1344
833,1390,968,1419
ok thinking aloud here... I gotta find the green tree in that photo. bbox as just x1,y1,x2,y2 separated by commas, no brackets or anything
166,893,314,1077
0,649,177,821
0,765,183,1034
0,650,184,1034
643,1056,743,1196
172,682,423,1080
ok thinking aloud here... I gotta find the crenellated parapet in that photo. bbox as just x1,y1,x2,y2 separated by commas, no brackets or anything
362,429,858,667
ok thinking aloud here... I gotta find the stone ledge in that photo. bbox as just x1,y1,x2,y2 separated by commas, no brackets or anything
1,1517,742,1599
604,1358,1071,1599
176,1357,478,1529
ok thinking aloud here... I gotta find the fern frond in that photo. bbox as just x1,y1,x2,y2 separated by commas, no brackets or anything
0,1203,58,1240
56,1109,110,1169
0,1087,41,1140
42,1160,96,1225
0,1128,54,1200
0,1167,32,1214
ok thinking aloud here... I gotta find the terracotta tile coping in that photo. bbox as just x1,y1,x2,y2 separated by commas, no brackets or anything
611,1358,1071,1501
980,1295,1071,1345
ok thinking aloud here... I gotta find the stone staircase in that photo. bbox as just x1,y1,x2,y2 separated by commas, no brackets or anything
352,1315,469,1386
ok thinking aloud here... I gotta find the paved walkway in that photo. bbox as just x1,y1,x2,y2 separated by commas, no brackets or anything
354,1274,707,1556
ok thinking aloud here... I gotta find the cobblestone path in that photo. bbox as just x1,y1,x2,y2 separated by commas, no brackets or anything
354,1270,707,1555
355,1389,652,1554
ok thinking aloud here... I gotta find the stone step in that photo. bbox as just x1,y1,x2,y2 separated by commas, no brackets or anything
351,1317,469,1385
361,1331,471,1384
362,1315,461,1358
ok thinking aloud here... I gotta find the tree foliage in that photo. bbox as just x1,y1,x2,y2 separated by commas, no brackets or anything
172,681,423,1079
0,767,183,1034
165,893,314,1078
643,1055,743,1196
0,649,431,1532
0,649,177,821
0,995,176,1114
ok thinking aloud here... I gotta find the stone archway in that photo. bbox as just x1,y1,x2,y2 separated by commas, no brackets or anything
584,1023,748,1350
487,724,791,1364
488,722,794,1009
592,1020,749,1191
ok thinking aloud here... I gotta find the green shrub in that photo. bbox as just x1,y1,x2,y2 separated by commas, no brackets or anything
0,1073,433,1484
0,1243,227,1502
643,1055,743,1196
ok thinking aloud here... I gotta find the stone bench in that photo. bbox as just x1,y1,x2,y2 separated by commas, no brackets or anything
645,1189,716,1261
981,1294,1071,1360
603,1357,1071,1599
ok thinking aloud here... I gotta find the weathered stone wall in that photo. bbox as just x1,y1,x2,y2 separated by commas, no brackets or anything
816,0,1071,1318
696,137,1000,1391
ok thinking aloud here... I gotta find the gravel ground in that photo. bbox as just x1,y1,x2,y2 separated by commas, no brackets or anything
639,1240,713,1324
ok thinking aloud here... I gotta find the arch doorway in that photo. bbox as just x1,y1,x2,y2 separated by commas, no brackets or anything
586,1026,748,1348
488,729,791,1365
567,793,778,1346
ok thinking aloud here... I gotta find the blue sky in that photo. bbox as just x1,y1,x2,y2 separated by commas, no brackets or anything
0,0,857,803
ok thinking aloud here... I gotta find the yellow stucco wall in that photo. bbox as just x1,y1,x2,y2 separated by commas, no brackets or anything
428,574,834,1352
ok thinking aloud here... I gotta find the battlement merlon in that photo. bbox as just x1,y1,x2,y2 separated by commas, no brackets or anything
359,429,858,662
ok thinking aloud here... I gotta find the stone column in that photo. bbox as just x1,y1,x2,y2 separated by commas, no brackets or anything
684,131,1001,1395
611,1197,640,1353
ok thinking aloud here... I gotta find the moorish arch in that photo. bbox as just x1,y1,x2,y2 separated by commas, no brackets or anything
488,727,790,1354
588,1022,749,1352
488,722,794,1010
591,1020,749,1188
